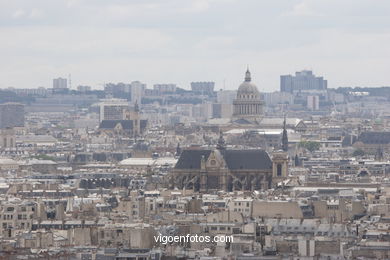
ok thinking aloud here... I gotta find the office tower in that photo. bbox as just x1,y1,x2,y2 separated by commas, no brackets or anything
53,77,68,89
130,81,146,105
217,90,237,104
213,90,236,118
98,99,130,122
0,103,25,128
307,95,320,110
280,70,327,93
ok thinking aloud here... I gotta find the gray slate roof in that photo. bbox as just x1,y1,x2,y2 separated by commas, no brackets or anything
175,149,272,170
357,132,390,144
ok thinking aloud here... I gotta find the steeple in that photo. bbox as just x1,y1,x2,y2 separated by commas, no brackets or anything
282,115,288,152
134,100,139,112
175,143,182,157
245,67,251,82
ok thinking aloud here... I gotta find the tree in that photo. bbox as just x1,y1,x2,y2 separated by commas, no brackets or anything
299,141,320,152
352,149,365,157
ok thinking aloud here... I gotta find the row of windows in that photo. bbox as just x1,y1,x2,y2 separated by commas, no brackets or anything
2,214,33,220
238,94,258,99
210,226,230,231
233,202,250,207
233,208,250,212
2,222,30,229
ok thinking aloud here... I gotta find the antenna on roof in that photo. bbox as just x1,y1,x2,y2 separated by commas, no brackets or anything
68,73,72,89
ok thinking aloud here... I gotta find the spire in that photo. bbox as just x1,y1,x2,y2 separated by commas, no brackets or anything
175,143,182,157
294,154,300,166
282,115,288,152
134,100,139,112
245,67,251,82
216,131,226,150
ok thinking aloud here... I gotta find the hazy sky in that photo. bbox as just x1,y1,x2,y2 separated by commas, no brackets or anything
1,0,390,91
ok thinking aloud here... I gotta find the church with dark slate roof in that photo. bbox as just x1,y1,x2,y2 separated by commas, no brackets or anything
171,133,288,192
98,102,147,137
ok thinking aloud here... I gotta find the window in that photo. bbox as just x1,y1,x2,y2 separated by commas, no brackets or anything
277,164,282,177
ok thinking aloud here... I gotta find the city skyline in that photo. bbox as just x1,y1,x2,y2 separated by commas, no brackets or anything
1,0,390,91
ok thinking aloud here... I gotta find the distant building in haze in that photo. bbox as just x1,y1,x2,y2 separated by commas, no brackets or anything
98,98,130,122
0,103,25,129
153,84,177,93
130,81,146,105
280,70,327,93
53,77,68,89
191,82,215,95
307,95,320,110
77,85,92,92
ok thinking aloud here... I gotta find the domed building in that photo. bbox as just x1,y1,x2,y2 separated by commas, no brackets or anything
232,69,264,124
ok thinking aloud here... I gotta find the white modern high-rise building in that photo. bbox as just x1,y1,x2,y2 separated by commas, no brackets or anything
130,81,146,105
217,90,237,104
307,95,320,111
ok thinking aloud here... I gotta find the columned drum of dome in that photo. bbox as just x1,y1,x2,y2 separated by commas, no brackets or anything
232,69,264,124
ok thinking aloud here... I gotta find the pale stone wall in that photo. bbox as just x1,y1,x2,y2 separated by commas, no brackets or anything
252,201,303,219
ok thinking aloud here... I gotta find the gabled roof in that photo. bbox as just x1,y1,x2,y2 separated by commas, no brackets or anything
99,120,133,130
99,120,148,130
175,149,212,169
